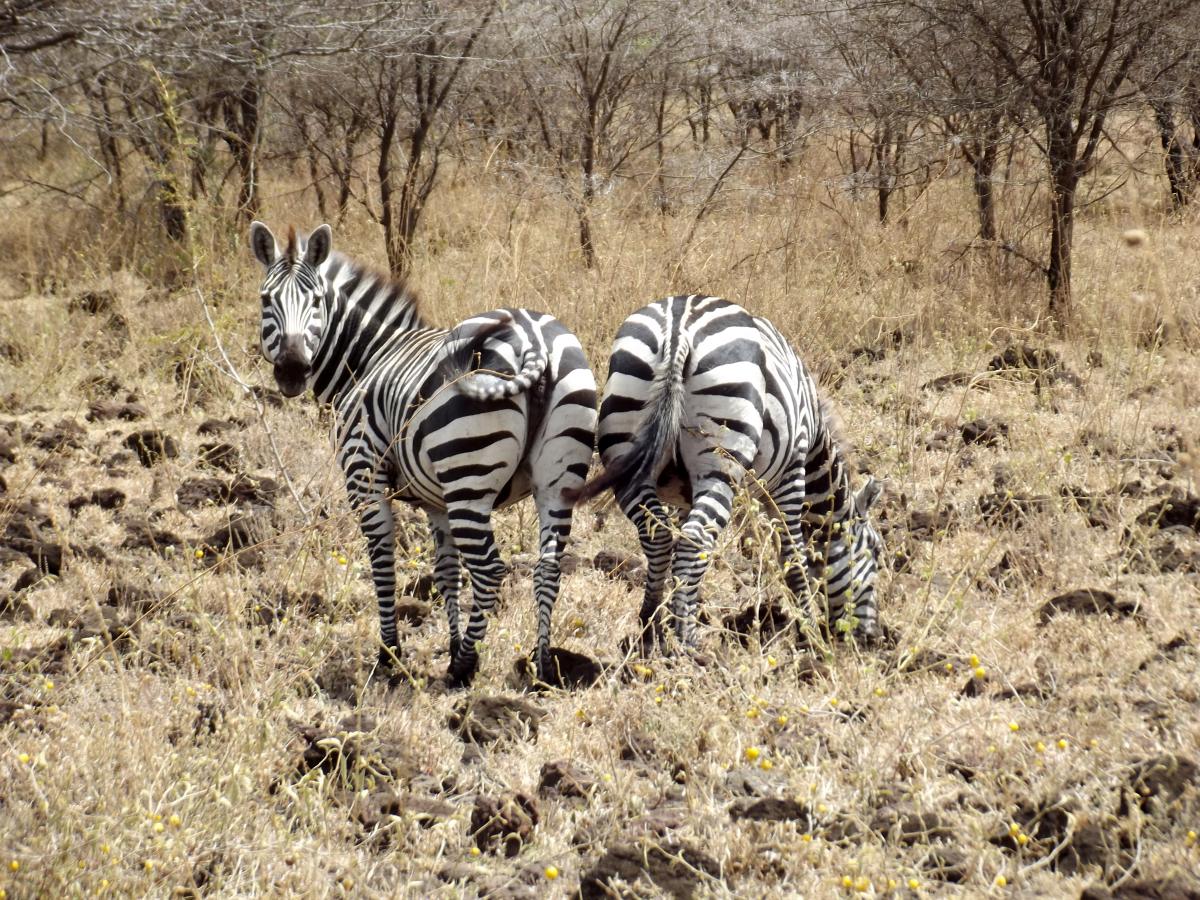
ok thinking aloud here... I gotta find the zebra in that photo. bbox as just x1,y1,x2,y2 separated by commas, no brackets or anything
569,295,883,649
249,222,597,685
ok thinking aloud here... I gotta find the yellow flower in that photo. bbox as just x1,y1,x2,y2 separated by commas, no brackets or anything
767,655,777,668
1008,722,1020,732
698,551,708,561
1057,739,1068,750
168,814,182,828
469,847,480,857
842,876,854,888
908,878,920,889
744,747,760,762
995,875,1007,887
944,662,954,672
1185,830,1197,846
969,654,980,667
142,860,154,872
9,860,19,872
43,680,54,691
745,707,760,719
974,666,986,679
17,753,30,764
874,687,886,697
152,822,164,833
1008,822,1020,836
194,548,204,559
544,866,560,880
1016,833,1029,846
801,834,813,843
776,715,789,726
759,759,774,771
854,877,870,892
1035,741,1046,753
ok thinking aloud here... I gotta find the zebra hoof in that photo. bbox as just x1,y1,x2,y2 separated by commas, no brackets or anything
377,645,403,670
446,654,479,689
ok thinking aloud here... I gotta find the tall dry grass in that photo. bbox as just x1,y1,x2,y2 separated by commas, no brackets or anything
0,128,1198,898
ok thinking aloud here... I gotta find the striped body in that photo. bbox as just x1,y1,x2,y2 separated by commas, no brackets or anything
251,223,597,684
582,295,882,646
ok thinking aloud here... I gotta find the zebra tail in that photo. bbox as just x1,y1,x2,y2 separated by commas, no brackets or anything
567,332,690,504
438,314,549,401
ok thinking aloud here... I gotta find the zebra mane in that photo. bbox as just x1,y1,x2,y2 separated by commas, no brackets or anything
332,251,426,324
817,392,860,479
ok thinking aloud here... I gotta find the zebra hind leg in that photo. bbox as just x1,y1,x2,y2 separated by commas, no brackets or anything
531,496,571,685
668,480,735,649
445,506,507,687
426,510,464,665
617,485,674,652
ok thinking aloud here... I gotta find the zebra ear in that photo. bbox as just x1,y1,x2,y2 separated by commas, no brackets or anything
250,221,277,267
854,477,882,516
305,223,332,267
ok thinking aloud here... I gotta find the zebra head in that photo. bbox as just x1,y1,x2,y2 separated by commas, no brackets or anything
249,221,332,398
845,476,884,625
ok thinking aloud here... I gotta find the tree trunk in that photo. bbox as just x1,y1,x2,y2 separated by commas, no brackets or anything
579,106,598,268
970,142,998,241
1046,159,1077,332
654,79,669,215
1152,101,1188,208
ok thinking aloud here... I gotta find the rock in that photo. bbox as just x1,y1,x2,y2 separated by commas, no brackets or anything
290,719,415,786
203,511,269,553
730,797,813,823
31,419,85,451
960,418,1008,447
620,729,688,783
176,477,228,509
508,646,604,690
120,518,183,553
870,803,954,845
1136,493,1200,532
107,582,162,614
1081,877,1200,899
70,289,115,314
1,507,64,574
538,761,596,799
469,792,539,858
86,400,147,422
978,491,1050,526
592,549,646,585
1125,527,1200,574
1119,754,1199,816
197,418,241,435
724,766,787,799
198,442,240,472
394,599,431,624
907,508,955,540
125,429,179,466
68,487,126,512
721,598,794,645
921,372,978,391
448,695,546,744
350,788,456,834
0,436,15,464
13,568,46,592
1038,589,1141,624
580,841,722,900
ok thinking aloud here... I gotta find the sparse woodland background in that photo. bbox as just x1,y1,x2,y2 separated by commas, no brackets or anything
1,1,1199,898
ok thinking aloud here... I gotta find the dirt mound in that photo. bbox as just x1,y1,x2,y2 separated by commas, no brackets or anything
448,695,547,744
580,841,722,899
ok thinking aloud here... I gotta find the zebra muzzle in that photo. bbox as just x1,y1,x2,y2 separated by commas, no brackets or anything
273,336,310,397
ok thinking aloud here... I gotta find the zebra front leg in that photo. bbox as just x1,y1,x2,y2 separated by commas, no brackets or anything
617,486,674,651
772,469,825,639
427,510,464,665
446,506,507,687
358,496,400,668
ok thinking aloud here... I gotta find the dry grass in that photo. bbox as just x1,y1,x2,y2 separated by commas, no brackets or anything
1,138,1199,899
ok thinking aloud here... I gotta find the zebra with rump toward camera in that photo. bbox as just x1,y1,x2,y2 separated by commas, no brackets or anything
249,222,597,685
572,294,883,647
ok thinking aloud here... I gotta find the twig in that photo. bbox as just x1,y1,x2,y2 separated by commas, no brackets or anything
194,282,310,518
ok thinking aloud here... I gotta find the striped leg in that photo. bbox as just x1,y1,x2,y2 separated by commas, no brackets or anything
668,478,736,647
616,485,675,646
427,510,464,663
446,504,507,686
358,494,399,666
531,498,572,682
771,466,823,631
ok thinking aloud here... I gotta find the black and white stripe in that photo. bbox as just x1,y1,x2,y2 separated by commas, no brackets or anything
250,222,597,685
574,295,882,647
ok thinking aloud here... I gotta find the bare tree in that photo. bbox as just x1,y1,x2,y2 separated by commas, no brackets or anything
910,0,1198,330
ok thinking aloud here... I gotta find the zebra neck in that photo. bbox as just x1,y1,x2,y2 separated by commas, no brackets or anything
309,254,430,405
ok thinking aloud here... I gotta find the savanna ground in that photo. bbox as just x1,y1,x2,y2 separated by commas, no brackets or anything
1,134,1199,899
